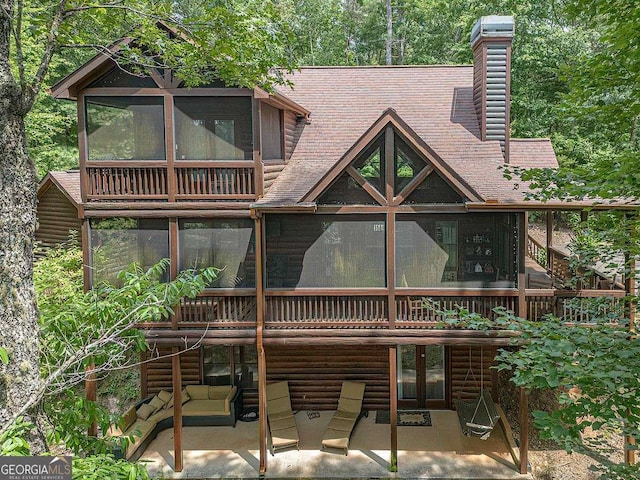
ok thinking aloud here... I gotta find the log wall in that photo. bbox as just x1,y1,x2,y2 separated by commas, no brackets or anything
36,186,81,249
450,345,497,403
143,347,201,396
265,345,390,411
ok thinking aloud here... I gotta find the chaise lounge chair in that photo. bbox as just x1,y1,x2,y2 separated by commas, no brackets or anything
455,388,501,440
266,380,300,455
321,381,366,455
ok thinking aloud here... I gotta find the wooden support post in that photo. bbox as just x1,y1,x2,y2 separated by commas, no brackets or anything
546,210,553,271
518,212,527,319
86,363,97,437
165,95,176,202
519,387,529,474
172,347,183,472
389,346,398,472
385,127,396,329
255,215,268,474
253,97,264,198
625,254,636,465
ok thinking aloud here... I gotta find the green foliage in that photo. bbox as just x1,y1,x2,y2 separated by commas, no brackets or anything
438,305,640,479
33,244,217,455
72,454,149,480
0,346,8,365
0,417,33,456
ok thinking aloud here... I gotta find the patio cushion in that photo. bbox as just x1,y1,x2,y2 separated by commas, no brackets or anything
270,426,300,450
124,419,155,458
120,406,137,431
136,403,155,421
185,385,210,400
182,399,227,416
209,385,235,400
148,395,166,413
322,381,366,454
157,390,172,403
148,408,173,424
321,429,349,451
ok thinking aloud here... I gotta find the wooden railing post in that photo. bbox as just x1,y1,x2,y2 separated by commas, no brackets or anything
172,347,183,472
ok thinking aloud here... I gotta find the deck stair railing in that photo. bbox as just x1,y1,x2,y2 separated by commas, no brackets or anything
527,234,624,291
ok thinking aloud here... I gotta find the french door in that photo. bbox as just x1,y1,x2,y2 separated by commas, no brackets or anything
397,345,447,409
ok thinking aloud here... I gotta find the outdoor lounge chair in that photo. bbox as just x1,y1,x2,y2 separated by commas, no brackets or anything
321,381,366,455
455,388,501,440
266,381,300,455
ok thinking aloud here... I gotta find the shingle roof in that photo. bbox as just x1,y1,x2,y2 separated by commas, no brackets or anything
257,66,558,207
38,170,82,206
510,139,558,169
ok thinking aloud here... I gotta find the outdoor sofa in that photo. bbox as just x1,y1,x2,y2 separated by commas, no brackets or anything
109,384,243,461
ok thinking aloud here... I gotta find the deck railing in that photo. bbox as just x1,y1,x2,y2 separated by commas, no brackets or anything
84,162,255,201
527,234,624,291
265,291,389,328
525,289,625,323
87,164,168,200
396,295,517,327
136,288,626,330
175,164,255,199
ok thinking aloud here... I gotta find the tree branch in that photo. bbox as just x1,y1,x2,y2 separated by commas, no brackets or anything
22,0,67,113
13,0,25,92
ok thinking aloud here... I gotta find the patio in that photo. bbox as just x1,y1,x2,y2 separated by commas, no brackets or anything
140,410,531,479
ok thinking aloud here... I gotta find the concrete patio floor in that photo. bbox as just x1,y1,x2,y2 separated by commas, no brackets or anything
140,410,531,479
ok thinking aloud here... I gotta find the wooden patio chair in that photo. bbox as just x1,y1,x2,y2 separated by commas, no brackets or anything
266,381,300,455
321,381,366,455
455,388,501,440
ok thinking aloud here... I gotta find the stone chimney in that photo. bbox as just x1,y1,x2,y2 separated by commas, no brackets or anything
471,15,514,162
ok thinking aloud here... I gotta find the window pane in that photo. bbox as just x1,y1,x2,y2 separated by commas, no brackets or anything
203,346,231,386
174,97,252,160
403,173,464,204
235,346,258,389
266,214,386,288
318,173,380,205
396,213,517,288
394,134,427,194
89,218,169,286
354,138,384,194
179,218,255,288
86,97,165,160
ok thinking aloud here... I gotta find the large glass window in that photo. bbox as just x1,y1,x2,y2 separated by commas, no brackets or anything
265,214,386,288
179,219,255,288
174,97,252,161
89,218,169,286
203,345,257,388
86,97,165,161
396,213,518,288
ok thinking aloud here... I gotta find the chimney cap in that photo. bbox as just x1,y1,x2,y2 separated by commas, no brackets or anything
471,15,515,47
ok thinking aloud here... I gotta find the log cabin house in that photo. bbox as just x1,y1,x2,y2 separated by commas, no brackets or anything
46,15,636,476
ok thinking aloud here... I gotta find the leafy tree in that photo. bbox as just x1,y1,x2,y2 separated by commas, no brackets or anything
4,243,217,455
439,306,640,480
0,0,294,454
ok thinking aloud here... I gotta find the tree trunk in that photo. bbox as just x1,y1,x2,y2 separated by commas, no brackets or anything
385,0,392,65
0,1,43,447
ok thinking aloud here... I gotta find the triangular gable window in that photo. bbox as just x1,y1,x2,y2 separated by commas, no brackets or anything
394,134,427,194
89,68,158,88
318,173,379,205
354,138,384,195
315,121,469,206
404,172,464,204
